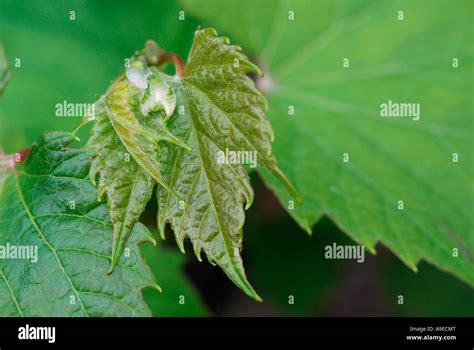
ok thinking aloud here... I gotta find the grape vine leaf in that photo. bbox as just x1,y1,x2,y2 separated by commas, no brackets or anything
88,29,298,300
87,98,154,272
153,28,299,301
182,0,474,286
87,77,189,271
0,131,160,316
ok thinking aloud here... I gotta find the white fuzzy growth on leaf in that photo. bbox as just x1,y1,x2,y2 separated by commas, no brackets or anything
126,63,149,90
140,79,176,117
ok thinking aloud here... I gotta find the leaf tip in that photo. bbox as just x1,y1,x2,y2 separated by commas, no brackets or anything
145,232,157,246
207,27,218,37
244,200,252,211
158,229,166,241
108,247,122,275
106,264,115,275
176,238,186,254
245,286,263,302
153,283,163,293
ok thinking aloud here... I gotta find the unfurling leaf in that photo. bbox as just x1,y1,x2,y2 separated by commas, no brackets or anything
0,132,159,316
87,28,298,299
104,79,181,194
156,28,299,300
88,77,188,270
87,99,155,272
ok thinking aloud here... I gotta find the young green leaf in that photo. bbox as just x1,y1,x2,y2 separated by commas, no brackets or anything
0,132,159,316
104,79,180,194
88,77,189,271
155,28,299,300
182,0,474,287
87,99,155,272
87,28,297,298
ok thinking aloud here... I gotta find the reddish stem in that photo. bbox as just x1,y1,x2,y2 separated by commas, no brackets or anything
157,53,186,77
0,147,30,169
17,148,30,164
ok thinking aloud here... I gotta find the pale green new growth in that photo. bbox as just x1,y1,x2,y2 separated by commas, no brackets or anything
87,97,156,273
156,28,298,300
88,75,189,271
87,28,298,299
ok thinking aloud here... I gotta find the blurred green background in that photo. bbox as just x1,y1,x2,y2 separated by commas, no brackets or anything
0,0,198,151
1,0,472,316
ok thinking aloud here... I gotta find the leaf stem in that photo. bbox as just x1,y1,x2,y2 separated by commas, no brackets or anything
16,148,30,164
156,53,185,77
0,147,30,167
0,147,30,180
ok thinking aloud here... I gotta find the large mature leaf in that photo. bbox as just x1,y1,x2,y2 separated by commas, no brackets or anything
0,131,159,316
0,43,10,96
153,28,298,300
182,0,474,286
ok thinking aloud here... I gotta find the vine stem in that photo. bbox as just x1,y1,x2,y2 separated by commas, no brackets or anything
16,148,30,164
0,147,30,170
156,53,186,77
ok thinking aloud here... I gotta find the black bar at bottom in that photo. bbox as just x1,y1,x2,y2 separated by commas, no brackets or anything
0,317,472,346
